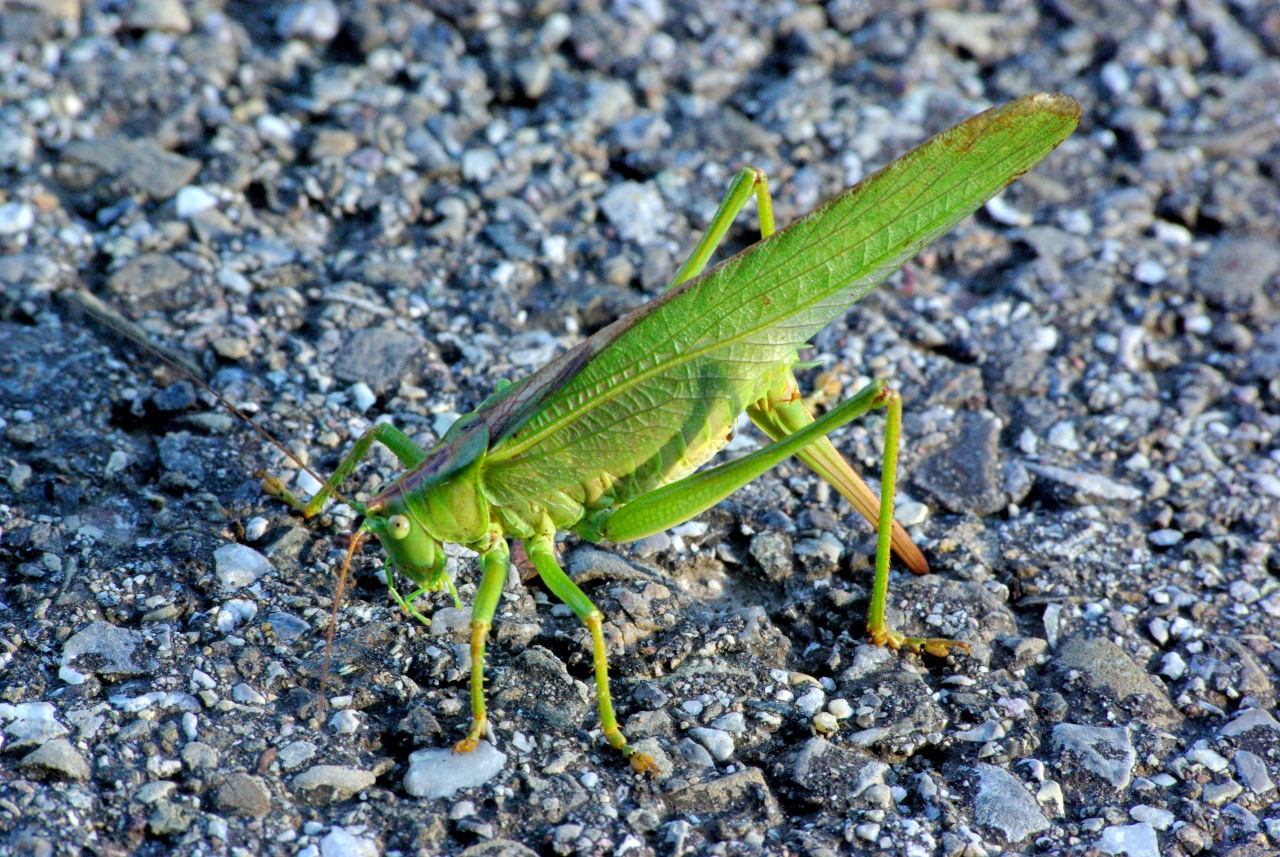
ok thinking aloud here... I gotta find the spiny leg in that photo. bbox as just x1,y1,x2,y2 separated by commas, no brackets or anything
747,372,929,575
665,166,775,291
454,538,510,753
262,422,427,516
600,382,892,543
606,375,963,655
665,167,933,575
525,534,658,775
857,386,968,657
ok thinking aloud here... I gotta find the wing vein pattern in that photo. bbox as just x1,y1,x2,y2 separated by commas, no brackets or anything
483,96,1078,507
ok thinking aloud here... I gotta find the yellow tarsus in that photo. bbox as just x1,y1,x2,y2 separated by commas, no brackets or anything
867,625,970,657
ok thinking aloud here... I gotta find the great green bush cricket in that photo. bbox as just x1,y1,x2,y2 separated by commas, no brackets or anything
104,93,1079,773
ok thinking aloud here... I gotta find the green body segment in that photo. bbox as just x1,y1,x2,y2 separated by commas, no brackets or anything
294,94,1080,770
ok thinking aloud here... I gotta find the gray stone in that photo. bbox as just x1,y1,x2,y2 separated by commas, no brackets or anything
276,0,340,43
181,741,219,770
1220,707,1280,737
292,765,377,804
268,612,310,639
62,621,148,676
955,721,1007,742
789,737,889,810
1235,749,1275,794
1129,804,1174,830
1024,463,1142,504
3,714,68,753
319,827,380,857
125,0,192,33
676,737,715,767
1203,779,1243,805
277,740,317,770
749,530,794,581
215,543,272,589
60,138,201,200
688,727,735,762
1053,635,1181,728
0,202,34,235
599,181,669,244
566,546,664,585
232,683,266,705
456,840,539,857
973,763,1049,843
213,773,272,818
19,738,90,781
1052,724,1136,790
333,328,423,393
135,781,177,805
147,800,192,836
1095,822,1159,857
491,648,590,730
1194,236,1280,316
915,411,1005,516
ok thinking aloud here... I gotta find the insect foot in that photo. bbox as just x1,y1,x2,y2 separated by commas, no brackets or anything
626,749,660,776
257,470,307,513
452,723,486,755
868,626,972,659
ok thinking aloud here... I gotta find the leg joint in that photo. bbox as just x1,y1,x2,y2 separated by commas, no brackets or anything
873,383,899,407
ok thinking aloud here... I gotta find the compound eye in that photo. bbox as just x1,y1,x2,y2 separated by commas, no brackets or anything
388,514,411,540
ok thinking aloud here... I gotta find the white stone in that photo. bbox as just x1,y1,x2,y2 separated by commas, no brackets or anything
175,186,218,218
1095,822,1159,857
320,827,379,857
404,741,506,799
214,543,272,589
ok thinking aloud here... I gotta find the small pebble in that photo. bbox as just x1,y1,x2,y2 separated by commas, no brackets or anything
688,727,734,762
232,683,266,705
827,698,853,719
350,382,377,413
319,827,379,857
277,0,341,42
214,544,272,589
1234,750,1274,794
1095,822,1159,857
1186,747,1228,773
813,712,839,734
328,709,361,734
1160,652,1186,679
1133,260,1166,285
1129,805,1175,830
292,766,376,804
0,202,34,234
175,186,218,217
895,501,928,526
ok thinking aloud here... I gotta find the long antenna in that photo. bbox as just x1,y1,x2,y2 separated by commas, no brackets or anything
62,288,356,509
321,530,366,702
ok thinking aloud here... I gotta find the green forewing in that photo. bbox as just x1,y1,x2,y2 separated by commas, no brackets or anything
483,94,1080,505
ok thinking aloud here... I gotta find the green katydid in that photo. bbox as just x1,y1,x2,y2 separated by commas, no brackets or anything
113,93,1079,774
259,93,1081,772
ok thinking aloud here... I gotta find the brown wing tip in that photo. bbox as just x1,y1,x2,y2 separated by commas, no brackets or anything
892,521,931,575
1021,92,1082,120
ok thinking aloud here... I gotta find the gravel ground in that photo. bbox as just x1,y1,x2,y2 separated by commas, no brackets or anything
2,2,1279,856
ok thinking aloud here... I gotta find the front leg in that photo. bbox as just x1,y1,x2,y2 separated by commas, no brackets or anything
262,421,428,516
453,536,510,754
